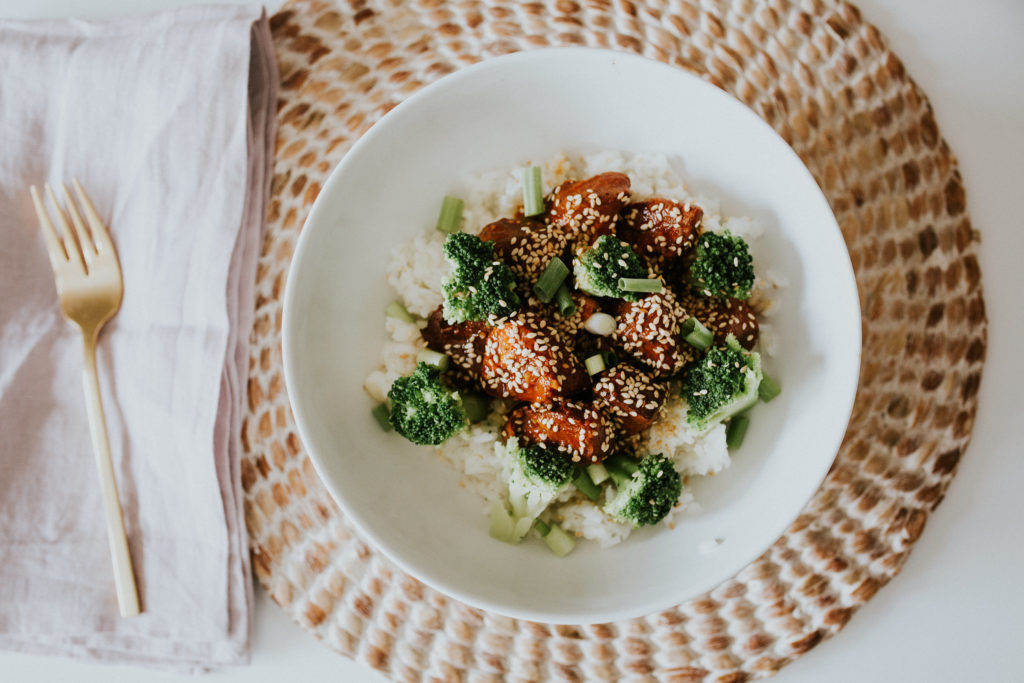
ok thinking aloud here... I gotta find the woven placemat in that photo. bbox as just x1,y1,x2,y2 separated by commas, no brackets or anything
241,1,987,680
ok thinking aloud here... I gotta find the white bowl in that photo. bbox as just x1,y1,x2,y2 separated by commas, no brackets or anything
282,48,861,624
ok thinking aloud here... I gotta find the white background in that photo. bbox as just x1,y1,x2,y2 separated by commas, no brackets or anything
1,0,1021,681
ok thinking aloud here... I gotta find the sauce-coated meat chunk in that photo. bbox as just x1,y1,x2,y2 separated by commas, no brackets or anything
504,400,613,464
613,287,695,377
593,364,668,435
421,305,490,388
478,217,568,291
617,198,703,270
481,316,588,402
679,292,759,350
546,172,631,249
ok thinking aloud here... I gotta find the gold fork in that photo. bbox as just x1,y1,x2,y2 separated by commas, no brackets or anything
30,181,140,618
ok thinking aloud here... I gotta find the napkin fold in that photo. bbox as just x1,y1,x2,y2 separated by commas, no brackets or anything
0,4,276,668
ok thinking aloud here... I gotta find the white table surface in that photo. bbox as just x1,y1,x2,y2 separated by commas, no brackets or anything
1,0,1021,681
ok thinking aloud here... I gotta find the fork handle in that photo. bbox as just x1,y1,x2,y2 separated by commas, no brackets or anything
81,334,141,618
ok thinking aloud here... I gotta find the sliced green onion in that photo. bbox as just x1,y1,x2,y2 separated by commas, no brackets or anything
385,300,415,323
542,523,576,557
533,518,552,537
682,317,714,350
522,165,544,217
585,353,606,376
618,277,663,294
726,414,750,449
587,462,611,485
759,374,781,402
606,454,639,474
600,350,618,368
555,283,575,317
416,348,450,371
605,454,639,486
583,312,616,336
436,195,464,233
461,393,489,423
371,403,392,432
533,257,569,303
573,469,601,501
489,501,518,543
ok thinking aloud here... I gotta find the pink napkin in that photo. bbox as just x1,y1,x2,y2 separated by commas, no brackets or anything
0,4,276,668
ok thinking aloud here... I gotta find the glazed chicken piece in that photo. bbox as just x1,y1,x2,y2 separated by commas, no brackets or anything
616,198,703,271
421,305,490,389
480,316,589,402
503,399,614,464
593,364,669,435
678,292,760,350
576,332,618,364
613,286,695,377
546,172,631,249
478,217,568,291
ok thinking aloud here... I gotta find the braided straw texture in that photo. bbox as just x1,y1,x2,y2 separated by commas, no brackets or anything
241,1,987,680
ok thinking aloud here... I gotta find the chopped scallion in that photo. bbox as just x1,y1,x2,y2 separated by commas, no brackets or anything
585,353,606,376
682,317,714,350
533,518,552,537
587,462,611,485
461,393,489,423
573,469,601,501
385,300,415,323
759,374,781,402
605,454,639,486
542,523,576,557
555,283,575,316
371,403,392,431
522,165,544,217
600,350,618,368
489,501,518,543
533,257,569,303
583,312,616,336
436,195,464,233
618,277,663,293
416,348,450,371
726,414,750,449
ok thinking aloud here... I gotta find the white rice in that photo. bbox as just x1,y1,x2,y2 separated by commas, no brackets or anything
366,151,774,548
363,317,425,404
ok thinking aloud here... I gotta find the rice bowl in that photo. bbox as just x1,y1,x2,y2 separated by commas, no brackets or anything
281,48,861,622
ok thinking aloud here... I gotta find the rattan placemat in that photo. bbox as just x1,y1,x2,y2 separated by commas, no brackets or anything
240,1,987,680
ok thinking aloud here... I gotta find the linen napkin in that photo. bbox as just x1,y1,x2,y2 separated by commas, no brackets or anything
0,4,276,668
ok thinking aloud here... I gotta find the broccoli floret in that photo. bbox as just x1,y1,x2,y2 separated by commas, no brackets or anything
573,235,648,300
441,232,520,323
507,441,573,519
494,438,573,542
603,453,682,527
680,335,762,431
688,230,755,300
387,362,467,445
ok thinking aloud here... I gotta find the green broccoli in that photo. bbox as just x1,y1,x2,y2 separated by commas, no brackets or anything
603,453,683,527
387,362,467,445
573,235,648,300
491,438,573,543
688,230,755,300
441,232,520,323
680,335,762,431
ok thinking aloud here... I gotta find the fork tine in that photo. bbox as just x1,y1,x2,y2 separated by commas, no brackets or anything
72,179,114,253
61,183,96,267
45,184,86,271
30,185,69,268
